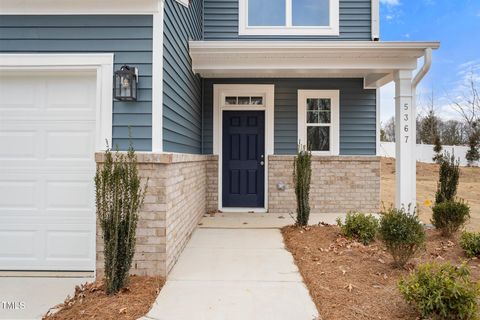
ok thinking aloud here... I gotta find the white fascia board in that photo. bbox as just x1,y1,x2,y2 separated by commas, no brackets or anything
0,0,162,14
189,41,440,51
189,41,439,83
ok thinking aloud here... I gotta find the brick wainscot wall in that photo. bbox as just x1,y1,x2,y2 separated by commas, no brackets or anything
95,153,218,277
268,155,380,214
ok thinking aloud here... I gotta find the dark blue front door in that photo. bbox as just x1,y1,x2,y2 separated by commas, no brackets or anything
222,111,265,208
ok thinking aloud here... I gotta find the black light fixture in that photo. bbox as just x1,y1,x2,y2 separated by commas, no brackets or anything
114,65,138,101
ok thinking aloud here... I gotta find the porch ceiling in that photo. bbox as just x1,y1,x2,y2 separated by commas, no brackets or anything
189,41,440,88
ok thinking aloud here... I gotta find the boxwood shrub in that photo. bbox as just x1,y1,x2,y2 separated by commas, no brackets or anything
379,207,426,268
431,200,470,236
398,262,480,320
336,212,379,245
460,232,480,258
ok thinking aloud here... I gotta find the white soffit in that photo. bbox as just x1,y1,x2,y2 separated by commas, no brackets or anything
189,41,440,82
0,0,162,14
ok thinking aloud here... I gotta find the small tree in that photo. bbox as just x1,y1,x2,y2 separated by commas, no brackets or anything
293,145,312,227
432,135,443,164
95,144,147,295
465,126,480,166
435,152,460,204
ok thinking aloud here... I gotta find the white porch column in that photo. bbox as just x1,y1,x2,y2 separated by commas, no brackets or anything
394,70,416,211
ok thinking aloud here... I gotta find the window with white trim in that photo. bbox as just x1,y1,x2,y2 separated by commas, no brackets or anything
297,90,340,155
239,0,339,36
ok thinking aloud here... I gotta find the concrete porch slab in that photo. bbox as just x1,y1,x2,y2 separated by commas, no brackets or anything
198,212,347,229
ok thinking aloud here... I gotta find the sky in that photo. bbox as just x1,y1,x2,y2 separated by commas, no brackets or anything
379,0,480,123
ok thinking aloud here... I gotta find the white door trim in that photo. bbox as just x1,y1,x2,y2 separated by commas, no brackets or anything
0,53,114,151
213,84,274,212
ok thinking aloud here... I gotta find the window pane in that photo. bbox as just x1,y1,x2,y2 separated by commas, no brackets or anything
225,96,237,105
292,0,330,26
307,126,330,151
251,96,263,105
248,0,286,26
306,98,331,124
238,96,250,105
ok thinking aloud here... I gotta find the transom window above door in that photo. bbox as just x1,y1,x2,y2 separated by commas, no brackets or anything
298,90,339,155
239,0,339,36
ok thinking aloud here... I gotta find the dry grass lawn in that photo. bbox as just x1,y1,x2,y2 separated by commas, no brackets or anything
381,157,480,231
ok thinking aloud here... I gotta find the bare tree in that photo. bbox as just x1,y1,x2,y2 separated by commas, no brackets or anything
451,71,480,165
451,71,480,128
381,116,395,142
439,120,468,145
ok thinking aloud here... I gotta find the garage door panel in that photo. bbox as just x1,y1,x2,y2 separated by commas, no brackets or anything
46,129,95,160
0,72,96,271
0,77,39,111
45,76,95,113
0,230,39,260
0,180,39,210
0,130,39,159
46,180,93,210
46,230,93,260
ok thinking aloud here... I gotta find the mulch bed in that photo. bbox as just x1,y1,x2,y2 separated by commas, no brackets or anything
282,225,480,320
43,275,164,320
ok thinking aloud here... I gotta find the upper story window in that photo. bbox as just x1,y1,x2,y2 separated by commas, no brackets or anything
239,0,339,36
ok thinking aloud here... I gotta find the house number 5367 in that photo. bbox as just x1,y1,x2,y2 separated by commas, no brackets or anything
403,103,409,143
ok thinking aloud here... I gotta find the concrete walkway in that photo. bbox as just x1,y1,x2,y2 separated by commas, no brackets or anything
144,228,319,320
0,276,93,319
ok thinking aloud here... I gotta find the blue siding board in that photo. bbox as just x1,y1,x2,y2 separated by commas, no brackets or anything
202,78,376,156
0,15,153,151
204,0,371,40
163,0,203,153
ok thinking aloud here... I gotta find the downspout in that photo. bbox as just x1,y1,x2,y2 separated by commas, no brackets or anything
409,47,433,206
412,48,432,88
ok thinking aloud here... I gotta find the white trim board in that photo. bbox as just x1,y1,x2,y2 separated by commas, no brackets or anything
0,53,113,152
151,1,165,152
0,0,163,14
213,84,275,212
297,90,340,156
238,0,339,36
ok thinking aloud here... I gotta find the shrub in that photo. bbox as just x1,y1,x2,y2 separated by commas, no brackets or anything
435,152,460,204
378,207,426,268
460,232,480,258
431,200,470,236
465,126,480,166
336,212,379,245
293,146,312,227
95,145,148,295
433,135,444,164
398,262,480,320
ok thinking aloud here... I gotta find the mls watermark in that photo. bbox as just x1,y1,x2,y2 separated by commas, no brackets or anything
1,301,26,310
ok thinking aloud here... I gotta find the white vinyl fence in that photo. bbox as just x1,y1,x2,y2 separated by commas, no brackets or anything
380,142,479,167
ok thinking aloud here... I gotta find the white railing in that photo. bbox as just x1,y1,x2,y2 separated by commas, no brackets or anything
380,142,479,167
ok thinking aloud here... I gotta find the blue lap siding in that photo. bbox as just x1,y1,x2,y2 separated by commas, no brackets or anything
163,0,204,153
202,78,377,155
0,15,153,151
203,0,372,40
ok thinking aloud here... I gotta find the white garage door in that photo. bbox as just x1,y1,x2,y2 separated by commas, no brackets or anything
0,71,96,271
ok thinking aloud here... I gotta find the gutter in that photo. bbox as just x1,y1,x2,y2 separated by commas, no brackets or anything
412,48,433,88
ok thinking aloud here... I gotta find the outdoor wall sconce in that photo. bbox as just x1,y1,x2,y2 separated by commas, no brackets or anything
114,65,138,101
